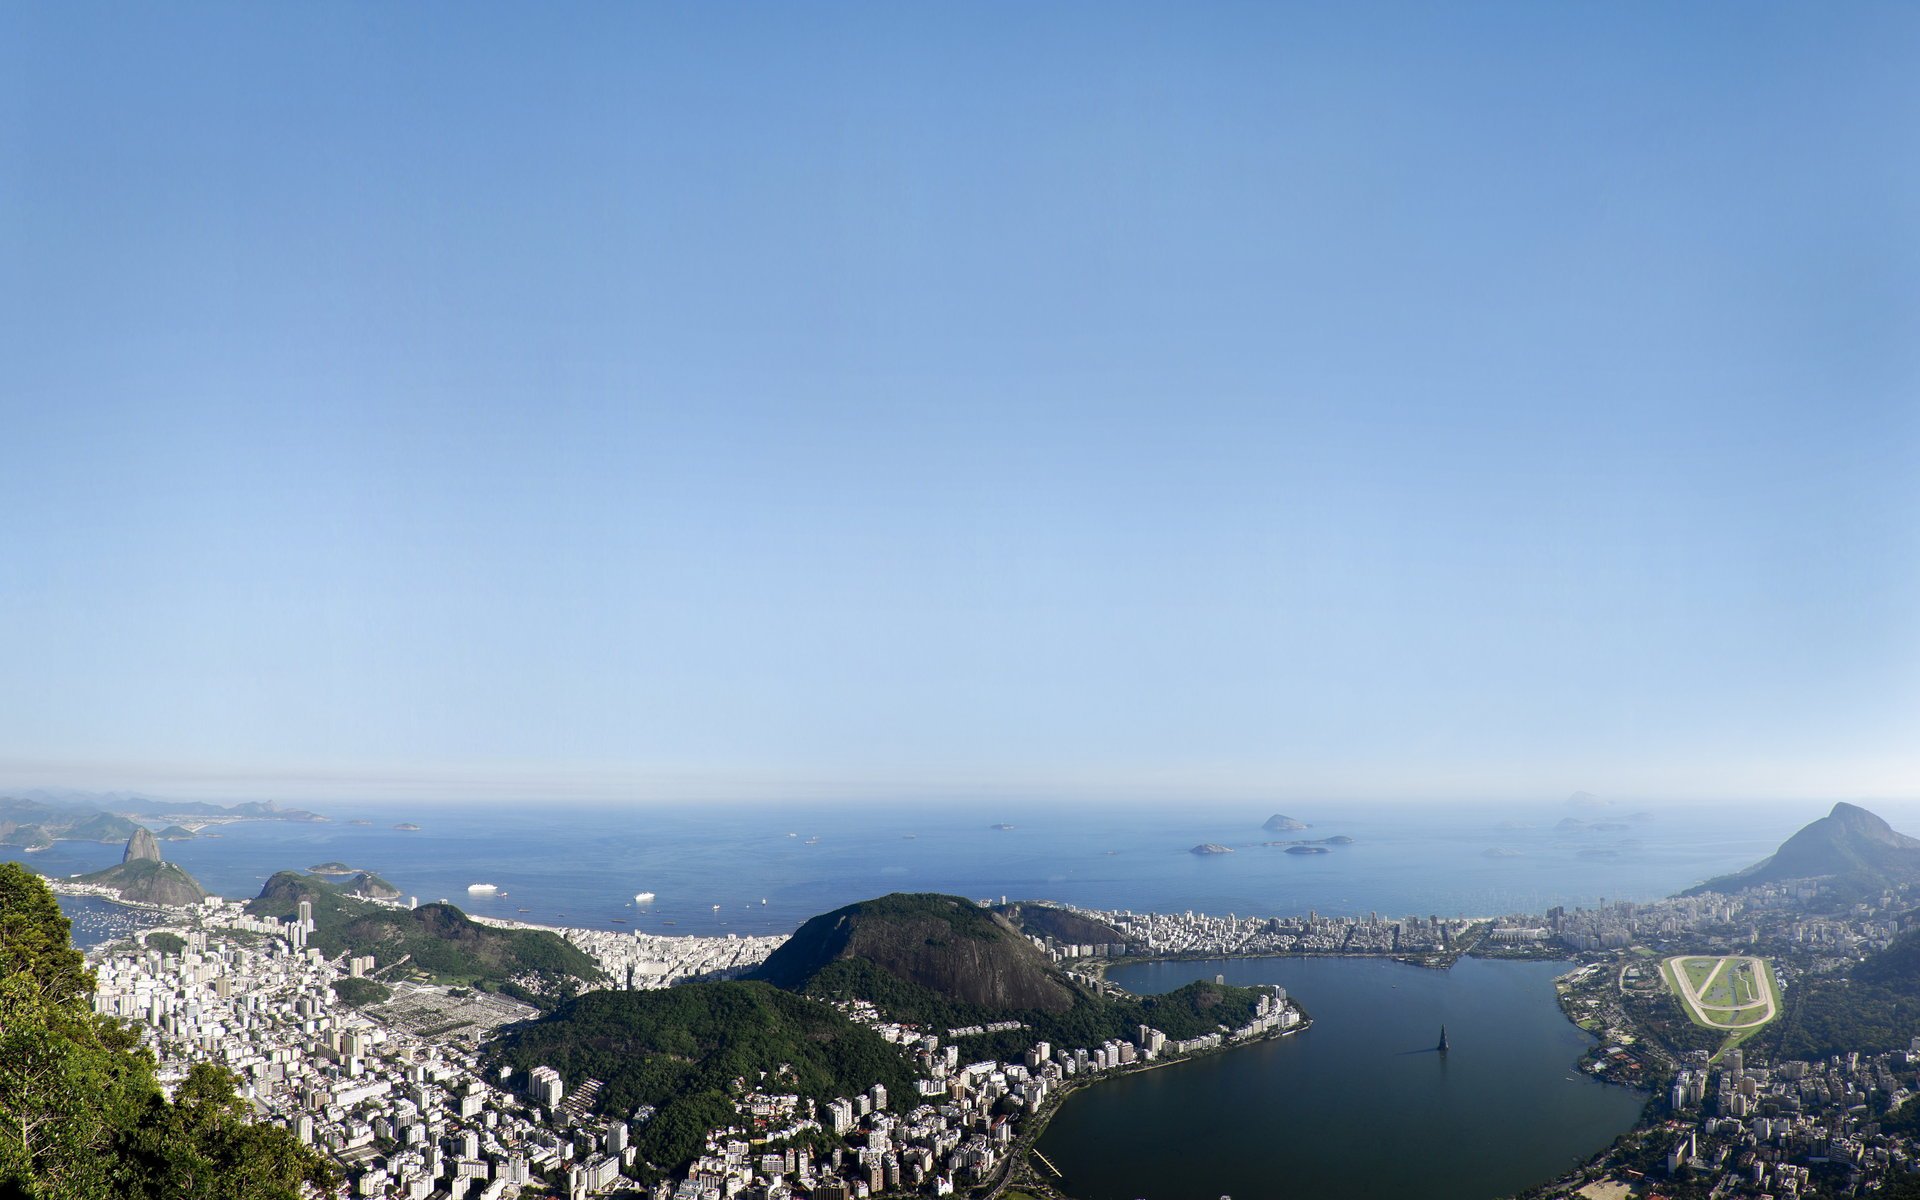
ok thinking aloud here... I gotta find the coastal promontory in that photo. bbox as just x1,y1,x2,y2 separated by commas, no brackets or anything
75,830,209,906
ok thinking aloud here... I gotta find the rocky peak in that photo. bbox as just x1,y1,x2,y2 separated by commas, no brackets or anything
122,826,162,864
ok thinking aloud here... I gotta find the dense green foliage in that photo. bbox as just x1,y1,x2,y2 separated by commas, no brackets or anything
0,862,334,1200
1747,933,1920,1061
753,893,1079,1012
246,871,600,996
142,932,187,956
330,977,393,1008
488,982,918,1179
751,892,1261,1061
796,955,1262,1062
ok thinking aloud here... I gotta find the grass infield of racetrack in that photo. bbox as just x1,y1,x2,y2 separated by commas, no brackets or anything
1660,953,1782,1060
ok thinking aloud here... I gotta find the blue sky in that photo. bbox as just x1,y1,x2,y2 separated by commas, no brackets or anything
2,3,1916,804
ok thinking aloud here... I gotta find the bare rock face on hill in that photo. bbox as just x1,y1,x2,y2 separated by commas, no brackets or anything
751,893,1078,1013
123,826,162,863
994,902,1130,949
1685,803,1920,895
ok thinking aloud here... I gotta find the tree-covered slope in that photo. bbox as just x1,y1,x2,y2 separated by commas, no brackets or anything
0,862,333,1200
75,858,209,907
751,893,1078,1012
246,871,601,997
488,982,916,1178
752,892,1267,1063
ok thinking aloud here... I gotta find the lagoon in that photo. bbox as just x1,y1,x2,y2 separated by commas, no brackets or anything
1036,955,1644,1200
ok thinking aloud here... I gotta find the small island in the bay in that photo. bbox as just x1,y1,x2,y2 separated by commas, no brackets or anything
348,818,375,826
393,823,421,831
308,861,357,874
1262,813,1309,832
990,823,1016,831
1284,845,1331,855
1482,847,1523,858
1261,835,1354,848
1190,843,1234,855
156,824,197,841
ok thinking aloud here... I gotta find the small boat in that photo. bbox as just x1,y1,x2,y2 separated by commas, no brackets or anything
761,898,768,905
711,903,721,911
611,918,627,924
466,883,498,894
803,836,820,845
517,908,530,913
634,891,656,902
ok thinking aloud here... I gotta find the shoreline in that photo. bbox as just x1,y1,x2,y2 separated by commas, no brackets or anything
988,1016,1314,1200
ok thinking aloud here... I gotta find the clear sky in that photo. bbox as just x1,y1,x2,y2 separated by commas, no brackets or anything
2,3,1917,805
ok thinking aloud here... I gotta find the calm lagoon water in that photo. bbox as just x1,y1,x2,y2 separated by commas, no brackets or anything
1038,955,1646,1200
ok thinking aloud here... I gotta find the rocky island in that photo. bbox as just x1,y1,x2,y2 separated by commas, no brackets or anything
1190,843,1234,855
1262,813,1309,832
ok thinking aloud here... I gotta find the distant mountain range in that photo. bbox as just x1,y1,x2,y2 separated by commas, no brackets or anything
0,791,324,853
1684,802,1920,895
0,797,143,849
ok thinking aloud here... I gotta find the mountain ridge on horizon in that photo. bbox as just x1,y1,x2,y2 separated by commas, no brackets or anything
1683,802,1920,896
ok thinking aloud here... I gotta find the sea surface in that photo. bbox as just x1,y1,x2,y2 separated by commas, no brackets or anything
6,797,1863,941
1037,955,1647,1200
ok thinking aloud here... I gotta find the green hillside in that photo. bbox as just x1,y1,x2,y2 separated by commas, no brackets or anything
752,893,1078,1012
1686,802,1920,895
246,871,601,999
75,858,208,907
488,982,916,1179
753,892,1265,1062
1760,924,1920,1060
0,862,333,1200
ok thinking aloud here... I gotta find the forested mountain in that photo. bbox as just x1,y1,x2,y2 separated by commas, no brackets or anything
1687,803,1920,895
246,871,601,999
488,983,917,1180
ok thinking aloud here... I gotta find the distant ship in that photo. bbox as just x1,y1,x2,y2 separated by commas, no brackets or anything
466,883,498,894
711,903,721,911
1437,1025,1450,1054
803,836,820,845
610,918,627,924
634,891,656,902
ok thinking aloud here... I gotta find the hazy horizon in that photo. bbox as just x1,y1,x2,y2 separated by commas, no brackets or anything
5,4,1916,805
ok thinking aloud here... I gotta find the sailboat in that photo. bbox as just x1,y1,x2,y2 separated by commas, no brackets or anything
1437,1025,1450,1054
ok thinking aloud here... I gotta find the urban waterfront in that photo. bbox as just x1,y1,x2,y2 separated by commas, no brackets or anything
1037,955,1646,1200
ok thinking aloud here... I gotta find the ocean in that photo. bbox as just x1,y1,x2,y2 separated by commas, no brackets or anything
9,796,1864,942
